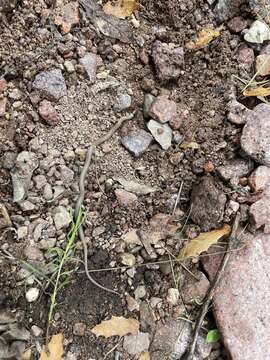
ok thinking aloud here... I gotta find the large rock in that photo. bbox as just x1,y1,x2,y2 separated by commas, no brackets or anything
33,69,67,101
151,41,184,81
249,188,270,233
248,165,270,192
190,176,226,231
203,230,270,360
241,104,270,165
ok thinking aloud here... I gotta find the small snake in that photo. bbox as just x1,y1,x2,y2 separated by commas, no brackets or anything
74,112,136,295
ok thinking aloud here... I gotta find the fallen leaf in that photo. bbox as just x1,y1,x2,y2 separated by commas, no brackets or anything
243,86,270,97
40,333,64,360
178,224,231,260
186,26,223,49
103,0,139,19
114,178,157,195
180,141,200,149
139,352,151,360
91,316,139,338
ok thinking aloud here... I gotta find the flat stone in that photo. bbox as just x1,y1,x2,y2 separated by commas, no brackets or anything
120,253,136,266
79,53,97,83
25,287,39,303
182,271,210,304
241,103,270,166
149,96,177,123
256,54,270,76
58,165,74,185
54,206,72,230
115,189,138,207
121,129,153,157
227,16,247,33
166,288,179,306
38,100,59,126
190,176,226,231
19,200,35,212
244,20,270,43
237,46,255,70
203,230,270,360
33,69,67,101
248,165,270,192
0,97,7,116
227,99,252,125
123,332,150,355
217,158,254,182
152,41,184,81
249,188,270,233
151,319,211,359
147,120,172,150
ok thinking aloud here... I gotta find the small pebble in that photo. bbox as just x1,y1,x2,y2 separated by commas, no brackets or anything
26,287,39,303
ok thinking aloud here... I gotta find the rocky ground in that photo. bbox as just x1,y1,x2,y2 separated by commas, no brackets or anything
1,0,270,359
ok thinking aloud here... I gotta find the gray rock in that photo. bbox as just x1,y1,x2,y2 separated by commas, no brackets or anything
214,0,245,22
123,332,150,355
43,183,53,200
39,238,57,250
79,53,97,83
143,93,155,118
121,129,153,157
1,151,17,170
17,226,28,239
152,41,184,81
58,165,74,185
227,100,252,125
248,166,270,192
11,151,38,203
203,230,270,360
134,285,147,300
244,20,270,43
33,69,67,101
249,188,270,233
191,176,226,231
182,271,210,304
147,119,172,150
241,104,270,166
19,200,35,212
217,159,254,182
113,92,132,112
33,175,47,190
54,206,72,230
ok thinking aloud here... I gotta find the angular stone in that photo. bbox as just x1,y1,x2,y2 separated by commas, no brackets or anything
114,92,131,112
203,230,270,360
217,158,254,182
227,16,247,33
121,129,153,157
190,176,226,231
166,288,179,306
249,0,270,23
214,0,245,22
237,46,255,70
33,69,67,101
38,100,59,126
115,189,138,207
249,189,270,233
0,97,7,116
149,96,177,124
147,120,172,150
256,54,270,76
241,103,270,166
182,271,210,304
54,1,80,34
120,253,136,266
123,332,150,355
227,99,252,125
248,165,270,192
79,53,97,83
152,41,184,81
244,19,270,43
54,206,72,230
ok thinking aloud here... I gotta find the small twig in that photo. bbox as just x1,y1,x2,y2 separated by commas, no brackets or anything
184,213,240,360
172,181,184,216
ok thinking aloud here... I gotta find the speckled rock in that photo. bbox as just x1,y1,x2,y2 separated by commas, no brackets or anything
227,99,252,125
38,100,59,126
217,158,254,182
244,20,270,43
249,188,270,233
123,332,150,355
121,129,153,157
79,53,97,83
149,96,177,123
33,69,67,101
241,104,270,166
147,120,172,150
248,165,270,192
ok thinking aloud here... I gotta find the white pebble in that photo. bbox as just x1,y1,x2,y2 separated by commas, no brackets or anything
26,287,39,303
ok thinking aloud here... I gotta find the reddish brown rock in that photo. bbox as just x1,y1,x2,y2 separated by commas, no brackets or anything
149,96,177,124
256,54,270,76
227,16,247,33
152,41,184,81
248,166,270,192
0,97,7,116
0,78,7,93
249,189,270,233
237,45,254,70
115,189,138,207
182,271,209,304
54,1,80,34
38,100,59,126
203,230,270,360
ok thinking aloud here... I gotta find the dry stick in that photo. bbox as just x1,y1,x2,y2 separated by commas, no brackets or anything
184,213,240,360
74,112,136,295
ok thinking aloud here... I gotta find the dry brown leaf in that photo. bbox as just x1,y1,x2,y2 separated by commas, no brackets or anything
91,316,139,338
180,141,200,149
39,333,64,360
186,26,223,50
139,352,151,360
103,0,139,19
243,86,270,97
178,224,231,260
